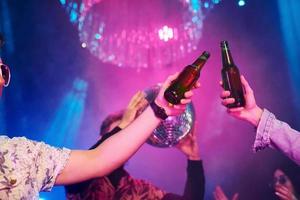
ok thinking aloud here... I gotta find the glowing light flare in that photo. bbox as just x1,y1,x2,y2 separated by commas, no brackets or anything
238,0,246,6
212,0,221,4
95,33,101,40
204,2,210,8
59,0,66,5
158,26,174,42
191,0,200,11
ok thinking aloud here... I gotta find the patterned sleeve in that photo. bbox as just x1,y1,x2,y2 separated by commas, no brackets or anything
34,141,71,191
253,109,300,165
0,136,71,199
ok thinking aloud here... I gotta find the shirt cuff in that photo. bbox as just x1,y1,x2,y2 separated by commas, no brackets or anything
253,108,275,152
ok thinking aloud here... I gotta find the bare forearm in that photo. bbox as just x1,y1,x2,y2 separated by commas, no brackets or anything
248,106,263,127
56,107,160,185
93,107,160,172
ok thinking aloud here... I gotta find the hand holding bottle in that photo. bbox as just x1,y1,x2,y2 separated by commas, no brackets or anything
220,41,245,108
155,72,200,117
220,75,263,127
164,51,209,105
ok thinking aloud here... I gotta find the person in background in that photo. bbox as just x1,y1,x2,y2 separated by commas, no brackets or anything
212,167,300,200
271,168,299,200
65,91,205,200
0,53,199,199
220,75,300,165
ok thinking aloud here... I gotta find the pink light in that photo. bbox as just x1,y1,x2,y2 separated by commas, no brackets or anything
158,25,174,42
81,42,87,48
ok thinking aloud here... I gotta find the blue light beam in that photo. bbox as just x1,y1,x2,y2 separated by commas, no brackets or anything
44,78,88,148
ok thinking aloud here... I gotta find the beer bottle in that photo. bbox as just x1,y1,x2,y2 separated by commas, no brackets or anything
164,51,210,105
221,41,245,108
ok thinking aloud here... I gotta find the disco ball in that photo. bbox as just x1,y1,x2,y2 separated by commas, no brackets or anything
144,85,195,147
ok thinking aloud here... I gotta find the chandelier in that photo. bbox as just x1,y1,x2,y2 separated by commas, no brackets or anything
60,0,220,69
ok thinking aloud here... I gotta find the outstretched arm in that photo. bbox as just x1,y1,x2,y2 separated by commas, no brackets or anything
220,75,300,165
56,73,199,185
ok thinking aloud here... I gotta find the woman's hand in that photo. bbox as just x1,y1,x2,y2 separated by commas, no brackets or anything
155,72,200,117
220,75,263,127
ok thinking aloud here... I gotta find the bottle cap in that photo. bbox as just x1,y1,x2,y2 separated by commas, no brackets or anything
192,51,210,66
220,40,229,48
201,51,210,59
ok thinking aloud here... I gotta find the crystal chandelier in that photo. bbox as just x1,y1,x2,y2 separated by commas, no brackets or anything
60,0,220,69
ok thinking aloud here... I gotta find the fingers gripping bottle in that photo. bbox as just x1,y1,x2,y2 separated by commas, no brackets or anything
221,41,245,108
164,51,210,105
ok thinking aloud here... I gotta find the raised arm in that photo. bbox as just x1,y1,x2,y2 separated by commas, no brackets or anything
220,75,300,165
56,73,198,185
162,126,205,200
176,127,205,200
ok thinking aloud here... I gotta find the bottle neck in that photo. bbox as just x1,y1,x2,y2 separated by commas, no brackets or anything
192,56,207,71
221,46,235,67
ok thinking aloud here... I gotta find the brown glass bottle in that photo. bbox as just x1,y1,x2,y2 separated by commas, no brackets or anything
164,51,210,105
221,41,245,108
